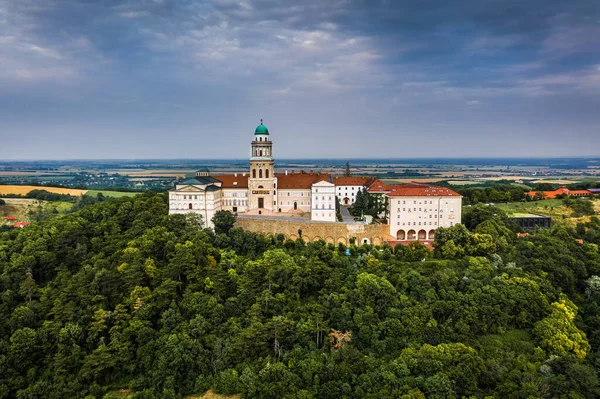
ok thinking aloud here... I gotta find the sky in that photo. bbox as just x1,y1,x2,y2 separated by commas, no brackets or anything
0,0,599,160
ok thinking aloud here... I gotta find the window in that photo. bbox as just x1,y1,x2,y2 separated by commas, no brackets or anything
259,169,263,178
252,169,256,178
266,169,269,178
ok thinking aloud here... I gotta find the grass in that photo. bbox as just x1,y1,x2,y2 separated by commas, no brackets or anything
495,198,600,226
0,185,87,196
495,199,564,214
0,199,73,223
85,190,140,198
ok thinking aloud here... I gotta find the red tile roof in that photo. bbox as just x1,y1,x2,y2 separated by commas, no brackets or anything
367,179,391,193
275,172,330,189
386,183,460,197
212,175,249,188
13,222,29,228
525,187,592,199
332,176,374,186
5,216,16,221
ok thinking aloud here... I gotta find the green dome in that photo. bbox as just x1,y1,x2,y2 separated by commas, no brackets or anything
255,119,269,135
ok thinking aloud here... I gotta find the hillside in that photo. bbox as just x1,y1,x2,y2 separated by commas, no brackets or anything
1,193,600,398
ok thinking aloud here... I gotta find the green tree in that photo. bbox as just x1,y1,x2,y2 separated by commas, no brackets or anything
212,210,236,235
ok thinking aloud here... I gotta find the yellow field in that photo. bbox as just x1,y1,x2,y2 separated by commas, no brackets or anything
0,185,87,196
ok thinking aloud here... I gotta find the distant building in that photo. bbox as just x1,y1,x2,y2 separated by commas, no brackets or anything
509,213,551,229
525,186,592,199
13,222,29,228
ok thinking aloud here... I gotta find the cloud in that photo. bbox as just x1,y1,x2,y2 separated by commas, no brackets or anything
0,0,599,158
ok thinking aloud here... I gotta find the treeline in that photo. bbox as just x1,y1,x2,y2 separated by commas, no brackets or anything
0,194,599,398
0,189,79,202
455,184,527,204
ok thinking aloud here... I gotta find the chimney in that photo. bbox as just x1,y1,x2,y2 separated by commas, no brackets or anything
310,169,314,174
243,172,246,177
234,173,237,177
292,170,295,174
285,170,288,175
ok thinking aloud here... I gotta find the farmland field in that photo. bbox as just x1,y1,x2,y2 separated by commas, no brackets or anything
0,185,87,196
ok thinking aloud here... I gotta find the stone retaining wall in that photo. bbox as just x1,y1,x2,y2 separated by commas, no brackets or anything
235,216,394,245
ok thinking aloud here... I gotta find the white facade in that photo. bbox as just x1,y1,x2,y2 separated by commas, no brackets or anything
277,188,312,213
168,121,463,238
388,195,462,241
336,185,365,205
311,180,336,222
169,185,222,228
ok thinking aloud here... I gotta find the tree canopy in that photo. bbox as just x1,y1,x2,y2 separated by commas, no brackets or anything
0,192,599,398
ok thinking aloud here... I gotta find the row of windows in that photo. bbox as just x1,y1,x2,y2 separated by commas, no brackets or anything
252,169,271,178
224,200,247,207
397,221,439,226
398,200,453,205
253,148,270,157
280,201,311,206
397,207,454,212
313,204,333,210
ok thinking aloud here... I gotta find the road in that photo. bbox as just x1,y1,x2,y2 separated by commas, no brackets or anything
340,206,356,223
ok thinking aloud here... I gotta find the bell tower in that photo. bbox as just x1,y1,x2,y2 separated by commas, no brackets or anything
248,119,277,213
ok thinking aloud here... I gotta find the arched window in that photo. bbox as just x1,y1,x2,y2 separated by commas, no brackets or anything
260,150,263,156
259,169,263,178
188,203,193,209
266,169,269,178
252,169,256,178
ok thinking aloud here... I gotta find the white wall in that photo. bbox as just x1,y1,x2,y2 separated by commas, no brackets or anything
311,182,336,222
387,195,462,240
336,185,366,205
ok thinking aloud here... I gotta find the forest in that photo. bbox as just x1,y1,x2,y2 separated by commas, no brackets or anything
1,193,600,398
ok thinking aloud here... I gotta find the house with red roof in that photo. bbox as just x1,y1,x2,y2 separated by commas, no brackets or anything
525,186,592,199
386,183,462,241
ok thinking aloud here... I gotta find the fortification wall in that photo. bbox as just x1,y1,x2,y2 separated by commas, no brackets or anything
235,216,394,245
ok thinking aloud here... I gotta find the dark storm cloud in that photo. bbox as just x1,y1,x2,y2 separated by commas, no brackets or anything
0,0,598,159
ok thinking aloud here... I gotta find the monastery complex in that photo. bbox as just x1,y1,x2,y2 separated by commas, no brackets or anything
169,120,463,242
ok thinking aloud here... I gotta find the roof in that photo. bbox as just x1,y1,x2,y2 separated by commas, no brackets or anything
213,174,249,188
367,179,391,193
333,176,374,186
386,183,461,197
5,216,16,220
525,187,592,199
276,171,331,189
182,176,220,185
13,222,29,228
255,119,269,135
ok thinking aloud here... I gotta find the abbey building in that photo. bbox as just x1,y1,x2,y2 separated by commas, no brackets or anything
169,120,462,243
168,120,337,227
